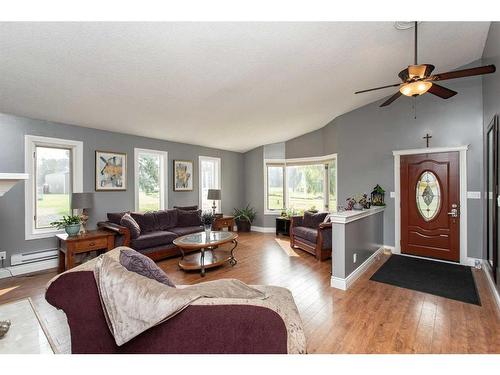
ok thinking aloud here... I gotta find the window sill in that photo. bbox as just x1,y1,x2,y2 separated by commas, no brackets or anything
25,229,64,241
264,211,281,216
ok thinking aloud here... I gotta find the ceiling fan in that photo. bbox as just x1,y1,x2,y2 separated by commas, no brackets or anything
355,22,496,107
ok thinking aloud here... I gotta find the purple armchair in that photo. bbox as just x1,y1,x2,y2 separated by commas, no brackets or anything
290,211,332,261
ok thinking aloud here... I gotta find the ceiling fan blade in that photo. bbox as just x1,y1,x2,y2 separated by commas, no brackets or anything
380,91,402,107
427,83,457,99
430,64,496,82
355,83,401,94
398,68,409,82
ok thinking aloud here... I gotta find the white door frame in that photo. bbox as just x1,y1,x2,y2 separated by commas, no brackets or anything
393,145,469,265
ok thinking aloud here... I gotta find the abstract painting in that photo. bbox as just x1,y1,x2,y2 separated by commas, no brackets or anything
173,160,193,191
95,151,127,191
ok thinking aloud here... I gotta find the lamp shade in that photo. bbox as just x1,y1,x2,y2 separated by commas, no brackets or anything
207,189,221,200
71,192,94,209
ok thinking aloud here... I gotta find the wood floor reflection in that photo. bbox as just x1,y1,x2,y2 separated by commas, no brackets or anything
0,232,499,353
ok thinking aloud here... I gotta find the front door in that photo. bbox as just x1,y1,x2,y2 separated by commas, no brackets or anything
400,152,460,262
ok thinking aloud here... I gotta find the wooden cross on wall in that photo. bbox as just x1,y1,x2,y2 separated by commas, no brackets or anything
423,133,432,148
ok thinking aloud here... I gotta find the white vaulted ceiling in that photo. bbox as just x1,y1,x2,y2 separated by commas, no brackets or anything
0,22,490,152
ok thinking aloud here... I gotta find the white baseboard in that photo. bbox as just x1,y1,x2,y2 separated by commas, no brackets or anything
482,261,500,312
331,247,384,290
0,259,58,279
251,226,275,233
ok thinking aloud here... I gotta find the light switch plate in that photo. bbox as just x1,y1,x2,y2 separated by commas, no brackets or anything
390,192,395,198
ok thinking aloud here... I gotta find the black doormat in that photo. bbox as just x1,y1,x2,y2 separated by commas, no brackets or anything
370,255,480,305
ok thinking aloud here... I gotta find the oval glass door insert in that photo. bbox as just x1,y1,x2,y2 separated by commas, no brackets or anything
416,171,441,221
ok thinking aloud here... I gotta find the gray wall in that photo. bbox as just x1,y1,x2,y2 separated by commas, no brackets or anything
245,61,485,258
481,21,500,291
332,211,384,279
0,113,245,266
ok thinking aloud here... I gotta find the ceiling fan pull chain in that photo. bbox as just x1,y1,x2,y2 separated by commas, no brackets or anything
413,96,417,119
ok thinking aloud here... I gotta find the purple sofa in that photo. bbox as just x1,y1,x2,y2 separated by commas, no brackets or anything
45,271,288,354
98,208,204,261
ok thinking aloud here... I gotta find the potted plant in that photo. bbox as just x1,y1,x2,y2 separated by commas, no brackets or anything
201,211,214,236
233,204,257,232
50,215,82,236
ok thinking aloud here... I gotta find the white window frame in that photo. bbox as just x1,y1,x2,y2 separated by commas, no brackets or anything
263,154,338,215
198,156,222,212
134,148,168,212
25,135,83,240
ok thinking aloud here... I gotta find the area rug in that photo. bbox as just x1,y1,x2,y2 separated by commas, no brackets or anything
370,255,480,305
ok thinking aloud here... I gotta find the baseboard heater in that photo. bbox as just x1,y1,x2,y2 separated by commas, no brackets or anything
10,248,58,266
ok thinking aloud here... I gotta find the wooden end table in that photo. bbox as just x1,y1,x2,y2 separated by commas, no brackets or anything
56,230,115,272
212,215,235,231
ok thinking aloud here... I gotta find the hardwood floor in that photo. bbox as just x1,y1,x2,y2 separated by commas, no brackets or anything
0,232,499,354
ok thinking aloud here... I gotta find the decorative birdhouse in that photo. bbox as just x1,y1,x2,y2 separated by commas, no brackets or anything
371,185,386,206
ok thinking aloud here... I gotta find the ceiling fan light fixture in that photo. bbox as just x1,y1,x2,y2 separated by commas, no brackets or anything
399,81,432,97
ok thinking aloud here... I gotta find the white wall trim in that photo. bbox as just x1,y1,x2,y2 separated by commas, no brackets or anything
0,258,58,280
482,261,500,312
134,148,168,211
198,155,222,212
393,145,469,156
331,247,384,290
251,226,275,233
393,145,469,265
24,135,83,241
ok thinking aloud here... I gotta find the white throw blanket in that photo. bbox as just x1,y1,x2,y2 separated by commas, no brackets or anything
94,254,268,346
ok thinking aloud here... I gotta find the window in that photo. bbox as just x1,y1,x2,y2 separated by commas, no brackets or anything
264,155,337,214
266,164,284,210
134,148,168,212
25,136,83,240
199,156,221,212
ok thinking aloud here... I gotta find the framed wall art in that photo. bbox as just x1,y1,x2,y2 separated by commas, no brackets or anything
173,160,193,191
95,150,127,191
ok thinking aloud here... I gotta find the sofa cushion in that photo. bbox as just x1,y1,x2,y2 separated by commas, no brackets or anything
107,211,130,225
131,231,178,250
293,226,318,244
169,225,204,237
302,211,328,229
120,213,141,239
173,205,198,211
131,212,158,233
119,249,175,288
154,209,178,230
176,209,202,227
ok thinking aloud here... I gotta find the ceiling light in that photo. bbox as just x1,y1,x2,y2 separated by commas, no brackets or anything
399,81,432,97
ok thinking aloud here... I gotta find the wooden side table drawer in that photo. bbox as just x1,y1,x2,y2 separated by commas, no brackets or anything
74,237,108,252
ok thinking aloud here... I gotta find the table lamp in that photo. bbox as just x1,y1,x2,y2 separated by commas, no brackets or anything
207,189,221,215
71,192,94,234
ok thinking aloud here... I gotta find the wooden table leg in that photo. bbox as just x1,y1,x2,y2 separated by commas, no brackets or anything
65,249,74,270
58,250,65,273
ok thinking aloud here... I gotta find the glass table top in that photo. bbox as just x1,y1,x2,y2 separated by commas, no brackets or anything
174,231,237,246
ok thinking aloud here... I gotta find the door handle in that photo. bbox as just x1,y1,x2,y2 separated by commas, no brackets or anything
448,208,459,218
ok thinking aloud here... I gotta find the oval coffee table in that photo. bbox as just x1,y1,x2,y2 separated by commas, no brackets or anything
173,231,238,277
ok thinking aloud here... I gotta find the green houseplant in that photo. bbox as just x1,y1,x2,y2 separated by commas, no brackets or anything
50,215,82,236
233,204,257,232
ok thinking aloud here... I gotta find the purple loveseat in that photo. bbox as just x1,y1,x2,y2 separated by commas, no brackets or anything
45,271,288,354
98,207,204,261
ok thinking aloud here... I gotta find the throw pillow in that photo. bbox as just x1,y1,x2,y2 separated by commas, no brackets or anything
173,205,198,211
302,211,329,228
130,212,158,233
176,209,202,227
107,211,130,225
119,249,176,288
120,213,141,239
